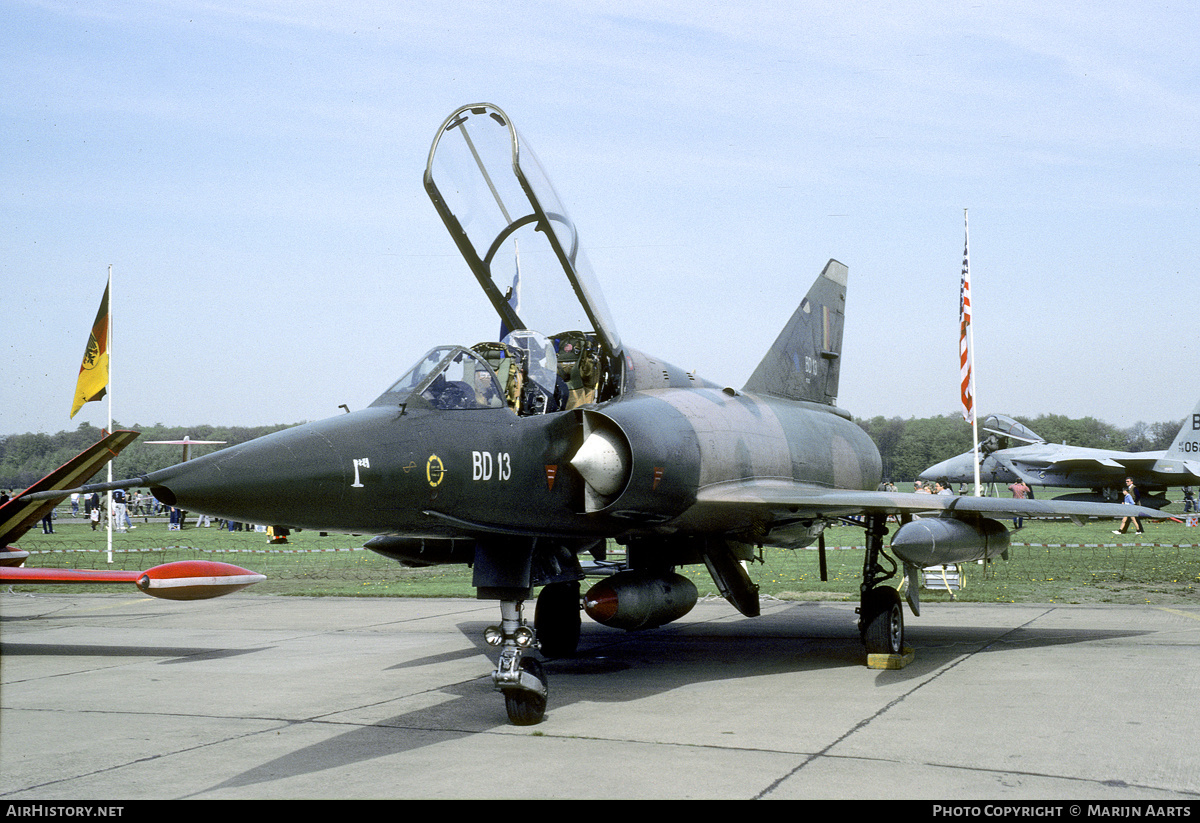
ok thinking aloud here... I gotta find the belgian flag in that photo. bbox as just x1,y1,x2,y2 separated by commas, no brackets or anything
70,282,110,418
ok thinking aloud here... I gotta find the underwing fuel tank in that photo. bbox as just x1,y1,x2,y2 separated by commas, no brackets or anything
583,570,698,631
890,517,1011,567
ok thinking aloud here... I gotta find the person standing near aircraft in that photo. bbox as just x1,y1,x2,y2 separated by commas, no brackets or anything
1113,478,1145,535
112,488,132,531
1008,479,1030,529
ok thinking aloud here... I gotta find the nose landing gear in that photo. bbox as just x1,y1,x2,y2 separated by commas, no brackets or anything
485,599,548,725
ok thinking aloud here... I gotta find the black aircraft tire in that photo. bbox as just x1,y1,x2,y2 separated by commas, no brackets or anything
861,587,904,656
534,581,581,658
504,657,547,726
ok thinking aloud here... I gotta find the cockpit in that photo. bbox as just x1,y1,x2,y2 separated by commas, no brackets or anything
372,104,633,417
376,346,505,412
980,414,1047,452
371,328,606,416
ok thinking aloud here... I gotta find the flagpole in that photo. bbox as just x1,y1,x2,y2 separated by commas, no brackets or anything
70,272,113,541
964,211,982,497
106,265,114,563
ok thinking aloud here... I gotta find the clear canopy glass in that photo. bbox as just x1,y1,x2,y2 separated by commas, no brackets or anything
424,104,622,362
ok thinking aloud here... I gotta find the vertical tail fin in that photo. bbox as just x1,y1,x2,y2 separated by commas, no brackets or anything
1164,398,1200,459
742,259,847,404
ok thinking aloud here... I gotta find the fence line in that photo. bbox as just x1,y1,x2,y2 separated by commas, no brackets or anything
9,537,1198,588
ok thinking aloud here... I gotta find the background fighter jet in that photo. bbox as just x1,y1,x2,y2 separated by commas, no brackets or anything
920,406,1200,508
27,104,1157,725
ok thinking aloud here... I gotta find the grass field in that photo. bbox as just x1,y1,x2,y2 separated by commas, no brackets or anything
9,502,1199,606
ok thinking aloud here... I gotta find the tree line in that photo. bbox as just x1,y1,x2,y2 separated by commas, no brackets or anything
0,414,1187,492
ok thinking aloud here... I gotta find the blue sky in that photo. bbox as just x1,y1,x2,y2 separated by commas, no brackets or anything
3,1,1197,436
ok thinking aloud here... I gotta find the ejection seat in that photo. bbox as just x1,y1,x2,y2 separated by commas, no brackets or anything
554,331,600,410
472,342,525,412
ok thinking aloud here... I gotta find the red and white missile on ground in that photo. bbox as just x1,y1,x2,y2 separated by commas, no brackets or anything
136,560,265,600
1,559,265,600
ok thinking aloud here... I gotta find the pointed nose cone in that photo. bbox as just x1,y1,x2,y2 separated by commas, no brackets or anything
919,454,968,483
147,422,345,526
918,459,946,482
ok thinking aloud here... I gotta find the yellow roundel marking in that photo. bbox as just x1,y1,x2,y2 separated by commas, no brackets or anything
426,454,445,487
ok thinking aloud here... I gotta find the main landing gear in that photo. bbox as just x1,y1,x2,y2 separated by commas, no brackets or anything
856,512,905,657
482,518,908,725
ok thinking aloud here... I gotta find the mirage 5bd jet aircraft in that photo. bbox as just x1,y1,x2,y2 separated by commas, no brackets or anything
30,104,1155,725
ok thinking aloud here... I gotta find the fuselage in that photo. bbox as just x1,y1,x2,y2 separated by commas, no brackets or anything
144,350,881,546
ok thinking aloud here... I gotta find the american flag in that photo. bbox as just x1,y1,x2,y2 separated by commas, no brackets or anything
959,213,974,423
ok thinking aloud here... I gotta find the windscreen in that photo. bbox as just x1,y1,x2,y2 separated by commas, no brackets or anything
370,346,505,411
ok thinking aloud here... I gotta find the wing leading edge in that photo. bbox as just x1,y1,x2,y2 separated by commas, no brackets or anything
694,480,1161,522
692,481,1161,578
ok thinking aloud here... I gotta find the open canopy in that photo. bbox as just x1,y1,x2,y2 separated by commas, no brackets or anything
423,103,623,370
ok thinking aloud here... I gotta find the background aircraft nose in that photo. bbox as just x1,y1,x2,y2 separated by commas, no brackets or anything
918,455,962,482
917,460,945,481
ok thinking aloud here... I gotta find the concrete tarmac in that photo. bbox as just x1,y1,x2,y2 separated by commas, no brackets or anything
2,591,1198,800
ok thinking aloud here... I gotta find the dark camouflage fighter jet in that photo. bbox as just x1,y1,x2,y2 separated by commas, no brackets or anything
28,104,1156,725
